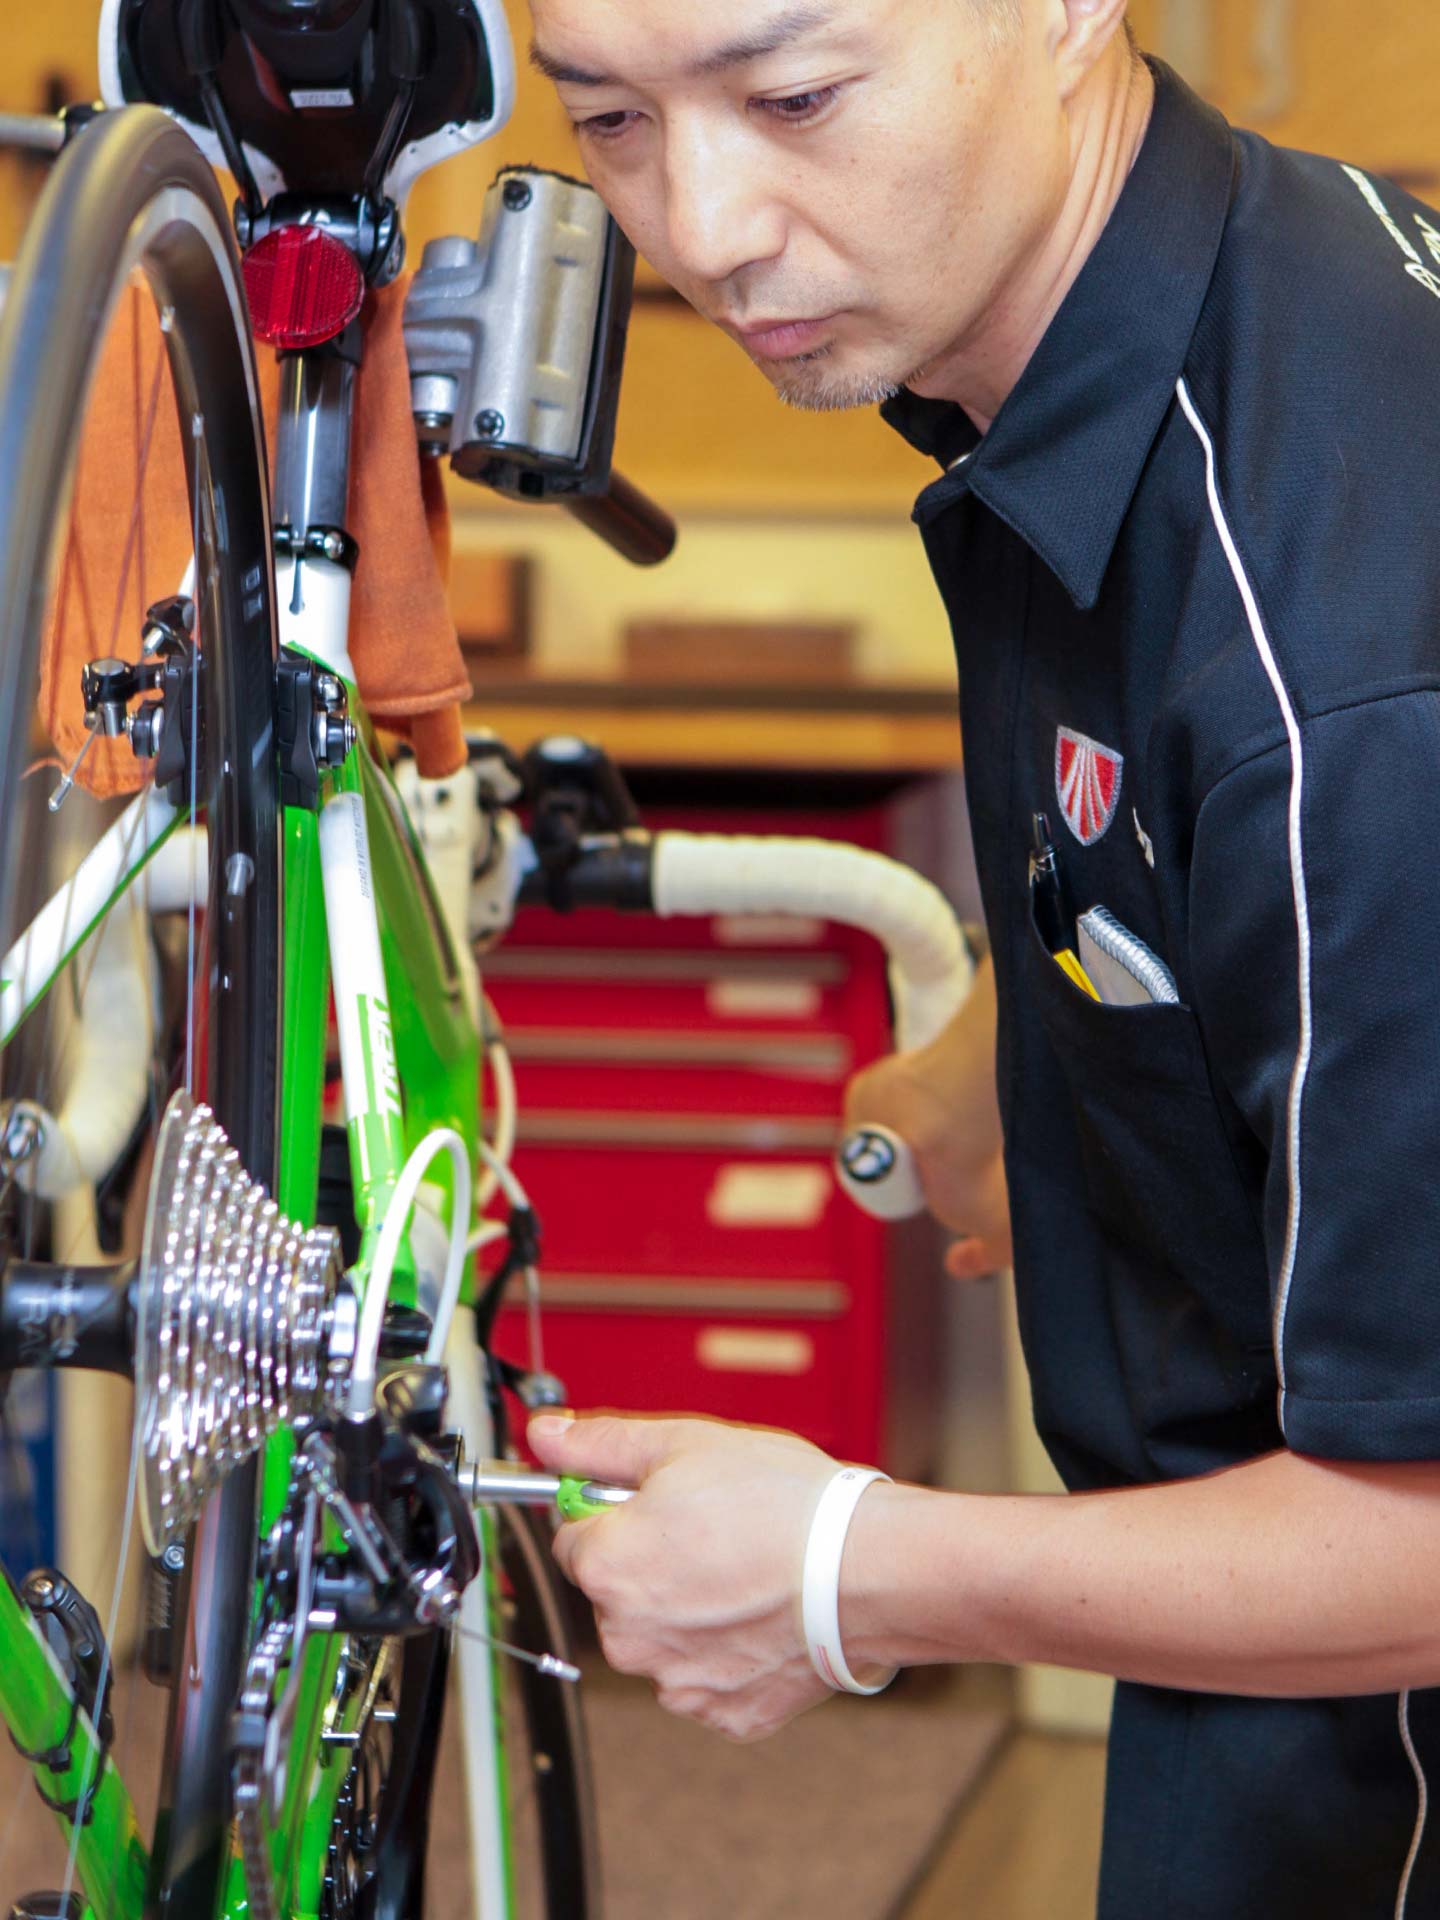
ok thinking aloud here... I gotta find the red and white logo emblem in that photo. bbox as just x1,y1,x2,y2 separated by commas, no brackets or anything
1055,727,1123,846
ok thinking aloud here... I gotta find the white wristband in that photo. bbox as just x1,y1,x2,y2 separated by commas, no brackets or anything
802,1467,896,1696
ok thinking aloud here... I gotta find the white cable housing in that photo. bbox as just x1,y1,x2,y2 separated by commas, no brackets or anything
348,1127,472,1414
477,1135,529,1215
466,1219,508,1256
651,832,973,1051
487,1034,517,1169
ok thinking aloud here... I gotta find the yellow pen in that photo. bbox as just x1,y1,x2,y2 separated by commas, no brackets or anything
1053,945,1101,1000
1029,812,1101,1000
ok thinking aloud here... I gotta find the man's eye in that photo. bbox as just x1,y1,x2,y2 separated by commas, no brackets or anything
576,110,641,140
753,85,841,125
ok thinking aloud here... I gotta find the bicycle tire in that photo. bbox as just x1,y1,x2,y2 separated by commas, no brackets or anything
321,1501,602,1920
0,105,279,1918
492,1502,601,1920
410,1504,600,1919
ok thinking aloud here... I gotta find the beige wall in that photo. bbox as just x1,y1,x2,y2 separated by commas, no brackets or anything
453,504,956,686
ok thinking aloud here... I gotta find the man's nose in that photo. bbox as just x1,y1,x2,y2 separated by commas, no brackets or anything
661,124,787,290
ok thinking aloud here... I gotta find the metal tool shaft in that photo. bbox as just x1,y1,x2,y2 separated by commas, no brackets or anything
460,1463,633,1510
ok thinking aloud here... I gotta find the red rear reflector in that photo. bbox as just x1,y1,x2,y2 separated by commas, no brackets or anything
242,225,365,349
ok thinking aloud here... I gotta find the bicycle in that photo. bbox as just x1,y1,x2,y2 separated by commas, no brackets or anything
0,3,974,1916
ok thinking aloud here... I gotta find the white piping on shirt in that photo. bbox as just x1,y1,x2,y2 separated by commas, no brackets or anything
1397,1691,1429,1920
1175,377,1312,1419
1177,378,1428,1918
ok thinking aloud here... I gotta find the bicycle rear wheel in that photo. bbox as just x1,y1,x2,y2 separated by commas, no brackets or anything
488,1502,601,1920
0,105,278,1917
399,1503,600,1919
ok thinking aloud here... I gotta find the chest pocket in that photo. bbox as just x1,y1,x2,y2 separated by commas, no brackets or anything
1020,902,1275,1367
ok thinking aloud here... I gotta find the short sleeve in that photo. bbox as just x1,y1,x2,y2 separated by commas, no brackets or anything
1189,690,1440,1460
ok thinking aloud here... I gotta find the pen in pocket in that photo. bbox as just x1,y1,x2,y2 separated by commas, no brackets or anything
1029,812,1100,1000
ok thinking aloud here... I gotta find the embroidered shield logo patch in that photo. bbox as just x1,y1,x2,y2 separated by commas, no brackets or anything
1055,728,1123,846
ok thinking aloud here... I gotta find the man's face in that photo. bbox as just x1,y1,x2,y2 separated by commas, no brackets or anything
527,0,1075,410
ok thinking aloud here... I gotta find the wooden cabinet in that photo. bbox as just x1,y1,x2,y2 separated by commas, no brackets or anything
0,15,98,258
1129,0,1440,198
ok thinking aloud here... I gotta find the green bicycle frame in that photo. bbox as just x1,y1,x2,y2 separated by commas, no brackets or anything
0,693,519,1918
230,706,495,1919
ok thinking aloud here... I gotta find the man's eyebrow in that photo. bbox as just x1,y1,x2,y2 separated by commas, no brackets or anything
530,5,838,88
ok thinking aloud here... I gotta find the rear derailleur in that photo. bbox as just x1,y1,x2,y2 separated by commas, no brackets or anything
230,1364,478,1920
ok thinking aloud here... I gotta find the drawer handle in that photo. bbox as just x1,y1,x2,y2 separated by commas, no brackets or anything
696,1328,816,1376
706,1162,831,1229
706,977,822,1020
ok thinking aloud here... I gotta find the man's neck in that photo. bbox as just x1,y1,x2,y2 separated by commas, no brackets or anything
915,50,1156,435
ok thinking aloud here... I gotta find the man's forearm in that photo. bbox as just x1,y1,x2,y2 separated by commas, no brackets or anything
841,1448,1440,1697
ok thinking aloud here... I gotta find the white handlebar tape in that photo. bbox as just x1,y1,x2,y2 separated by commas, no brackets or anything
801,1467,897,1696
650,832,973,1054
650,832,973,1228
834,1124,926,1222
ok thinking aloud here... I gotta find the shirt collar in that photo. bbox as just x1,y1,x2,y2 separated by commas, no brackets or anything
881,60,1236,611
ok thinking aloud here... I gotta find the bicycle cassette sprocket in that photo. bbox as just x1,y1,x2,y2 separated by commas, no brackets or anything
136,1091,344,1553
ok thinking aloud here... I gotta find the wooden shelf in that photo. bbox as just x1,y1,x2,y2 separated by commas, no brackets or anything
462,676,962,773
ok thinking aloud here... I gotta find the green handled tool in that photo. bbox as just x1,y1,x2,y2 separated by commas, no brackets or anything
461,1461,635,1520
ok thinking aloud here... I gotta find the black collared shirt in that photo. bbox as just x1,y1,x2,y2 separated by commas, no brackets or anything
884,59,1440,1920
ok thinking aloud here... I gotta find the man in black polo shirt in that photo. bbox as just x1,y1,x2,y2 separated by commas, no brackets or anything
524,0,1440,1911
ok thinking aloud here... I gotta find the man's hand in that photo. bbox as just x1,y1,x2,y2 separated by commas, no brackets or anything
528,1412,841,1741
843,952,1012,1278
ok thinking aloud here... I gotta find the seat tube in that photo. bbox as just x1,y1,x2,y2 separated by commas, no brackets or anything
272,329,362,684
273,329,409,1263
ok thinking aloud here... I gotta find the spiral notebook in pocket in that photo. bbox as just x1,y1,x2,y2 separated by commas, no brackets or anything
1076,906,1180,1007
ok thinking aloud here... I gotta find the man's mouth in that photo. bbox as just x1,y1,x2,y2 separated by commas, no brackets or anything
734,315,842,359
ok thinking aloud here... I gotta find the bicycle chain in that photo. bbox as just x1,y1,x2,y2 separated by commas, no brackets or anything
230,1458,409,1920
319,1646,396,1920
233,1618,292,1920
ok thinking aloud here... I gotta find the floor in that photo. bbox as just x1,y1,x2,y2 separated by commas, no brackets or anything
900,1730,1109,1920
0,1655,1106,1919
426,1658,1011,1920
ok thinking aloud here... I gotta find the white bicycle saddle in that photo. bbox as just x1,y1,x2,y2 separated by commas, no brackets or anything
98,0,515,210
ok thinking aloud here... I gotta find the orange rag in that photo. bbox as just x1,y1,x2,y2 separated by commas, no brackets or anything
39,275,471,798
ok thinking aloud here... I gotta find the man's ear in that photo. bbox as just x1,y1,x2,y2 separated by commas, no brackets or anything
1047,0,1133,100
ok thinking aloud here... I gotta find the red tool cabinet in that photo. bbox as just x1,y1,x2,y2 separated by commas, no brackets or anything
487,792,945,1480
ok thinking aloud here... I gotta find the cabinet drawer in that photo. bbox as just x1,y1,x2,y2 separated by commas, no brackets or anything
494,1300,855,1452
511,1144,872,1279
481,946,852,1036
